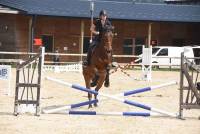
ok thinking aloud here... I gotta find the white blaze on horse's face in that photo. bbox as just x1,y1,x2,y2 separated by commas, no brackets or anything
104,31,113,52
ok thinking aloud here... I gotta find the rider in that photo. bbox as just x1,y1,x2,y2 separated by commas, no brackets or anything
86,10,113,87
86,9,112,65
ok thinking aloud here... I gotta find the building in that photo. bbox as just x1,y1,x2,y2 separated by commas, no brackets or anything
0,0,200,62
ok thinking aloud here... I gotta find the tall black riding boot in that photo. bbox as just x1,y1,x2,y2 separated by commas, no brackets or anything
86,49,92,66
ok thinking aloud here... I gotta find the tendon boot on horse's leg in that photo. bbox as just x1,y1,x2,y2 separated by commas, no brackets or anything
91,74,99,87
104,52,112,87
84,76,93,108
93,90,98,107
104,68,110,87
88,92,93,108
94,73,106,107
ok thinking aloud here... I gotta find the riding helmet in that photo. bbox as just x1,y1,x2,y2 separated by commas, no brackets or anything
99,10,107,16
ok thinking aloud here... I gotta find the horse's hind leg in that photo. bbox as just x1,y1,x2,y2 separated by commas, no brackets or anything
104,68,110,87
94,71,106,107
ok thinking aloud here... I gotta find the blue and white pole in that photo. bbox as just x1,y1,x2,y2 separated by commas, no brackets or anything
97,92,177,118
67,111,152,117
46,77,177,118
118,81,177,96
98,81,177,102
42,99,98,114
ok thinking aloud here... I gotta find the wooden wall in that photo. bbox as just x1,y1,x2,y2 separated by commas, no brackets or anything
0,14,200,62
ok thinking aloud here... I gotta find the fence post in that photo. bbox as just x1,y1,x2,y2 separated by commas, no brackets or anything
169,57,172,71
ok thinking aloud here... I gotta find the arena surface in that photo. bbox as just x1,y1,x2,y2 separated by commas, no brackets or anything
0,69,200,134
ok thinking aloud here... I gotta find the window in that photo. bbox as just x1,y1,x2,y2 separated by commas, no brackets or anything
193,48,200,65
135,38,145,55
83,37,90,53
42,35,53,52
123,39,133,55
157,48,168,56
152,48,160,55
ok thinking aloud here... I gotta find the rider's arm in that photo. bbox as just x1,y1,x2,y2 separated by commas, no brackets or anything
90,24,99,35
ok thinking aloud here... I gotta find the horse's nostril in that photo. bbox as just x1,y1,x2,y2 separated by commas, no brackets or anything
107,50,112,53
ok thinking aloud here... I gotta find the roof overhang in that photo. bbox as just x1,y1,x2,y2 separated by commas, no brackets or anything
0,5,19,14
0,0,200,23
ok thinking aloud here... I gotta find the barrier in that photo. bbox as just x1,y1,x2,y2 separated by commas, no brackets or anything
43,63,82,73
142,46,152,81
14,47,44,116
117,81,177,97
66,111,153,117
0,65,11,95
43,99,98,114
97,81,177,102
179,52,200,119
45,76,178,118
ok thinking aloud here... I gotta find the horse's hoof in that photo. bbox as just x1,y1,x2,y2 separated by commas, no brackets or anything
104,82,110,87
94,103,98,107
88,105,92,109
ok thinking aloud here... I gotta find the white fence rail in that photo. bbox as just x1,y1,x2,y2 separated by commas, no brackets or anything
0,51,200,69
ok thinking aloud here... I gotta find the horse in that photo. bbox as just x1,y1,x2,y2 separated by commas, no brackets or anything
82,28,113,108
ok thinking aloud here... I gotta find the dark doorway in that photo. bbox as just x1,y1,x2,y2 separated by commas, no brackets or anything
42,35,53,52
83,37,90,53
123,38,133,55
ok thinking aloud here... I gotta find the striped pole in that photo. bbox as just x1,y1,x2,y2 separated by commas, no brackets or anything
67,111,151,117
118,81,177,96
42,99,98,114
46,76,177,118
66,111,173,117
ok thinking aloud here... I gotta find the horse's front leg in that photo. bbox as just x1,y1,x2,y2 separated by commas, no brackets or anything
86,81,93,108
83,69,93,108
94,71,106,107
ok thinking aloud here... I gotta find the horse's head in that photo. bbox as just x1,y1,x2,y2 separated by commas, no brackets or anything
101,26,114,53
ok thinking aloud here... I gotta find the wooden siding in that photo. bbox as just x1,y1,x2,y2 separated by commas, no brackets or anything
0,14,200,62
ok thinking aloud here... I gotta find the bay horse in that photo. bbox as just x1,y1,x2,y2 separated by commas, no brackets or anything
83,27,113,108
